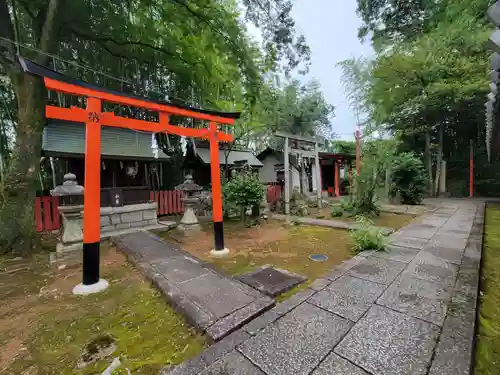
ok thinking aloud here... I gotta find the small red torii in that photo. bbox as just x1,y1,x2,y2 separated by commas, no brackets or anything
20,57,238,293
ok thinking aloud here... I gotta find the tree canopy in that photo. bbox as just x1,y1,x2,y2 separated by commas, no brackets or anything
339,0,495,197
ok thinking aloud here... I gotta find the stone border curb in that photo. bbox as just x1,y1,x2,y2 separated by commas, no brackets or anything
427,202,484,375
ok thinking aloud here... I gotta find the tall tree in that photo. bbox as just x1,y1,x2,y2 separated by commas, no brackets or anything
0,0,311,252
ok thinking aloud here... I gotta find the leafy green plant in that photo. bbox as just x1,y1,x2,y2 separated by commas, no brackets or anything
390,152,427,205
349,216,386,253
222,169,265,221
331,206,343,217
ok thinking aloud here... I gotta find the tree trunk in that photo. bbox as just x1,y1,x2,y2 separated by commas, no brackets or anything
0,73,46,253
434,125,444,196
424,131,433,196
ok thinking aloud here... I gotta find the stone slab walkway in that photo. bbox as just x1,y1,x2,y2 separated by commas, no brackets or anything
113,231,274,342
163,200,483,375
271,214,393,234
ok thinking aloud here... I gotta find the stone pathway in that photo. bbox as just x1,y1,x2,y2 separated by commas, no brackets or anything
271,214,393,234
113,231,274,341
163,200,483,375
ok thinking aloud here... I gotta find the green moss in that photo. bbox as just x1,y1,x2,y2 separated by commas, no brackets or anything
475,204,500,375
6,254,205,375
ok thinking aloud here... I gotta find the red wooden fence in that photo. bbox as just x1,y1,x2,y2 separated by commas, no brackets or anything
267,184,282,203
34,190,185,232
35,196,60,232
149,190,184,216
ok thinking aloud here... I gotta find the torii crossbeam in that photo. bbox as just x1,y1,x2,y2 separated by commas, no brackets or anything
20,57,238,294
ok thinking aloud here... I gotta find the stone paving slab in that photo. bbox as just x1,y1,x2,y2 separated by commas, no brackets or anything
389,235,429,250
308,275,386,322
238,303,353,375
312,353,369,375
114,231,274,342
403,252,458,287
377,275,452,326
198,352,265,375
372,245,420,263
334,305,440,375
159,200,484,375
347,257,406,285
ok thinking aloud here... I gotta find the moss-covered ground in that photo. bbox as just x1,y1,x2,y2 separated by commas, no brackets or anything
475,204,500,375
161,220,353,286
0,246,206,375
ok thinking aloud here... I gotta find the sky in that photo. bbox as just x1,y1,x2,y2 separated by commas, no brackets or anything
291,0,374,140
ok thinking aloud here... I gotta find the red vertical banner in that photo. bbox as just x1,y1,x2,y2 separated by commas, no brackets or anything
42,196,52,230
35,197,43,232
51,196,60,229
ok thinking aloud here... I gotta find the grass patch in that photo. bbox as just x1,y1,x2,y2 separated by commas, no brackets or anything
161,220,352,286
475,204,500,375
1,247,206,375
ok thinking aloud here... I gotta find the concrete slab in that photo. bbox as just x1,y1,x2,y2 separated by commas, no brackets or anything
236,265,307,297
372,245,420,263
198,351,265,375
308,275,386,321
347,257,406,285
403,252,458,287
312,353,369,375
179,272,256,319
335,305,440,375
152,257,210,284
238,303,352,375
377,275,452,326
389,235,429,250
115,231,272,341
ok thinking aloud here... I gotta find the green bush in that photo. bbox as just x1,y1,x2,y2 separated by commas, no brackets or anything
390,152,427,205
331,206,343,217
222,169,265,220
350,216,386,252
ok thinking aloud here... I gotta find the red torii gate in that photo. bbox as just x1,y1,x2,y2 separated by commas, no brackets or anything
20,57,238,293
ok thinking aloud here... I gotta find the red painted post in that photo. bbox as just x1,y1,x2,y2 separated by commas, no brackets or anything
35,197,43,232
160,191,165,215
180,190,184,212
155,191,160,215
52,196,60,229
334,160,340,197
42,196,53,230
173,190,178,214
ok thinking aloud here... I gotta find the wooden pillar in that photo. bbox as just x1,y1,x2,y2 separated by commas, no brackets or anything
284,136,290,215
209,122,226,254
81,97,104,289
334,160,340,197
314,142,322,208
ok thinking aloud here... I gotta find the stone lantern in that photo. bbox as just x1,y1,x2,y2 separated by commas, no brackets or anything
51,173,84,255
175,174,202,231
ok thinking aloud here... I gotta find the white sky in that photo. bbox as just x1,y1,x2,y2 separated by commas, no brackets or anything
291,0,374,140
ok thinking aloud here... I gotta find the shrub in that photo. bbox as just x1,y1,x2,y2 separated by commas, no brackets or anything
331,206,343,217
390,152,427,205
222,169,265,221
349,216,386,253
